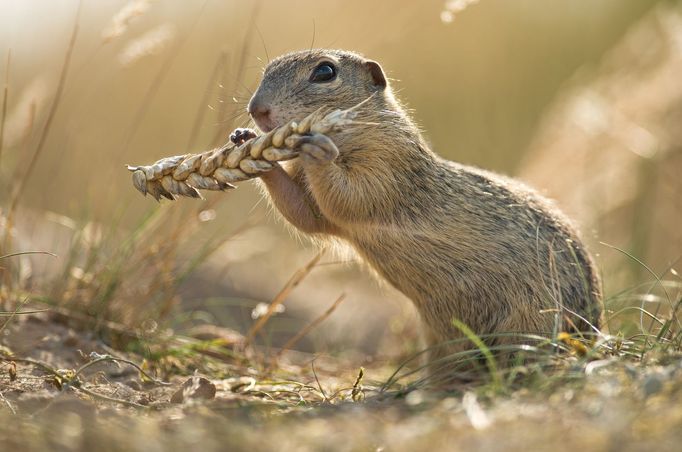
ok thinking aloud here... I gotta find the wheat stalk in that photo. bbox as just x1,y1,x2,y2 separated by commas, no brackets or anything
127,105,360,200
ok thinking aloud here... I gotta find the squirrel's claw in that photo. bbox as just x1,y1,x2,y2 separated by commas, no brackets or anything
290,133,339,163
229,128,258,145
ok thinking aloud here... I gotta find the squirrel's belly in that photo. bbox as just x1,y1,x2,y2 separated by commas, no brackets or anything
347,230,475,304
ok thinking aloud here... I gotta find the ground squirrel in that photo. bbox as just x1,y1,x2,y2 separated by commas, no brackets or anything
233,49,603,371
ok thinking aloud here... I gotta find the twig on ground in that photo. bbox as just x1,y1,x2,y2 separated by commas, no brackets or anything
72,386,148,409
74,352,170,386
0,356,63,379
1,351,166,410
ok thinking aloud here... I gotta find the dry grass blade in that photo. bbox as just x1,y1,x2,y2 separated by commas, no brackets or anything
351,367,365,401
8,1,81,210
187,51,228,150
310,359,328,402
246,251,325,346
1,8,77,287
0,391,15,415
1,103,36,291
3,2,80,282
121,0,208,152
127,104,360,200
601,241,681,334
0,49,9,165
0,251,57,260
0,297,29,336
0,309,49,317
275,293,346,360
210,0,262,147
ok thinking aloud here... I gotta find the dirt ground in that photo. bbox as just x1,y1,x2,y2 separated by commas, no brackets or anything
1,313,682,452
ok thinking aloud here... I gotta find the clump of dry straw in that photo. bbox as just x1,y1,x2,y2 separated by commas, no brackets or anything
127,105,359,200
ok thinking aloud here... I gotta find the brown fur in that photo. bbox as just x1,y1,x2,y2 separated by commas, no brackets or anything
247,49,603,366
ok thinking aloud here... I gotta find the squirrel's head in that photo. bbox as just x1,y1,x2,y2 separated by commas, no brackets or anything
248,49,388,132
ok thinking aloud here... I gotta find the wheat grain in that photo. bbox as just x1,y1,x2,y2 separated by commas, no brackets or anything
127,104,360,200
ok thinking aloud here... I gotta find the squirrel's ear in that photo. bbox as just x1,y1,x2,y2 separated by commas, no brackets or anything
364,60,387,89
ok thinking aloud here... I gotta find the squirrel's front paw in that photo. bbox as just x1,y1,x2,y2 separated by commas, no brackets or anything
229,127,258,145
289,133,339,163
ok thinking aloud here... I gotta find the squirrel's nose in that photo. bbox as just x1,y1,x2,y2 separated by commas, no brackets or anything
247,96,271,122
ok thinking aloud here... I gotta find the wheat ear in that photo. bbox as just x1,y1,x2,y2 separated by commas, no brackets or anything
126,105,359,201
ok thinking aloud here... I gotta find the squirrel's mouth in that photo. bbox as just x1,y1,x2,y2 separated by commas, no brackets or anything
253,116,277,133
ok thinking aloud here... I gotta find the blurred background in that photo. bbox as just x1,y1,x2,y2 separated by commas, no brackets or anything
0,0,679,359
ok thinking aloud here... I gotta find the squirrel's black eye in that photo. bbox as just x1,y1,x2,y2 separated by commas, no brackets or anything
309,63,336,83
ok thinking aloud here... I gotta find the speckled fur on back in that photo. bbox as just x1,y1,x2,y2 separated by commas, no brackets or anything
249,49,603,368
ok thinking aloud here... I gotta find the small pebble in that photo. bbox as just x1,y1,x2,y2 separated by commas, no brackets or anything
171,376,216,404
